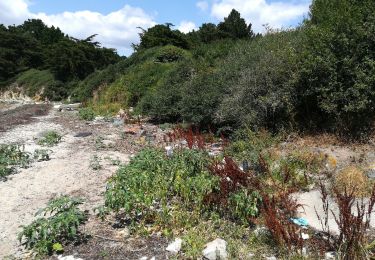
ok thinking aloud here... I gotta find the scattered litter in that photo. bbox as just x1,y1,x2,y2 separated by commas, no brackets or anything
291,217,308,227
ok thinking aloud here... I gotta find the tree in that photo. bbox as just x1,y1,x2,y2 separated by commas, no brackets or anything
197,23,222,43
133,24,191,51
296,0,375,133
218,9,254,39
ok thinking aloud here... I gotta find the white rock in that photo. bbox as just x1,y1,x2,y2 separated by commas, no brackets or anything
166,238,182,254
165,146,173,157
58,256,84,260
202,238,228,260
265,257,277,260
325,252,336,259
139,257,148,260
301,233,310,240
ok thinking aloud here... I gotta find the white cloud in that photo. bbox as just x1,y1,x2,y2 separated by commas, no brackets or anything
178,21,197,33
196,1,209,11
0,0,30,25
211,0,310,32
0,0,156,55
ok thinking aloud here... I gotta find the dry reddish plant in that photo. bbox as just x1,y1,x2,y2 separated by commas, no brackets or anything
317,182,375,259
165,126,207,149
206,154,306,252
262,193,304,251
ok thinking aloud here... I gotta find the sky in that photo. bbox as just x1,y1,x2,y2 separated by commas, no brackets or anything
0,0,312,55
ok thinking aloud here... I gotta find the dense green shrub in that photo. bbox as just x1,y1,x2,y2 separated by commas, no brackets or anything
216,29,301,130
296,0,375,134
141,40,236,125
18,196,87,255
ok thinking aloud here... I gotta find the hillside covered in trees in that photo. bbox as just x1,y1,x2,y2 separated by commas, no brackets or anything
2,0,375,136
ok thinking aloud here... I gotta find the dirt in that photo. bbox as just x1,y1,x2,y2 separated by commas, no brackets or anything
0,106,168,259
0,104,51,132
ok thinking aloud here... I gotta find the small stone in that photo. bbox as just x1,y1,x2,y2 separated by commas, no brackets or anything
301,233,310,240
265,256,277,260
139,257,147,260
58,256,84,260
166,238,182,254
325,252,336,259
117,227,130,239
202,238,228,260
165,146,173,157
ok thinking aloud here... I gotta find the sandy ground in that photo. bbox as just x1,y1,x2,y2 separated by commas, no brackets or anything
0,108,130,259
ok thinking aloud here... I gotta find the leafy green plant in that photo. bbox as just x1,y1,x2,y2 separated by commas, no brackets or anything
105,148,218,225
78,107,96,121
18,196,87,256
38,131,62,147
0,144,31,181
228,189,261,224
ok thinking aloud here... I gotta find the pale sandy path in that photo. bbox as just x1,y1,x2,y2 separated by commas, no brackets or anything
0,109,130,258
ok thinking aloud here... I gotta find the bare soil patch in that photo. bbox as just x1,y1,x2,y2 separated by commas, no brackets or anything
0,104,51,132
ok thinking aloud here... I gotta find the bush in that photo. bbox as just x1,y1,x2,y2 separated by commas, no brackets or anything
216,29,301,130
78,107,96,121
38,131,62,147
296,0,375,134
18,196,87,255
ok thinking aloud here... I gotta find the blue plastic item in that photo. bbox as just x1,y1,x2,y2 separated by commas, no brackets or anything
290,217,309,227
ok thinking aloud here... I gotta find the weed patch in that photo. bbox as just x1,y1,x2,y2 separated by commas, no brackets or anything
78,107,96,121
0,144,31,181
18,196,87,256
38,131,62,147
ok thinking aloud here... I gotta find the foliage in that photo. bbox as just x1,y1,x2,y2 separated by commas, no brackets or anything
216,29,301,130
16,69,56,97
0,144,31,181
18,196,87,256
38,131,62,147
318,183,375,259
133,24,191,51
296,0,375,134
217,9,255,39
228,189,261,225
227,128,281,164
78,107,96,121
0,19,120,97
105,148,218,217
